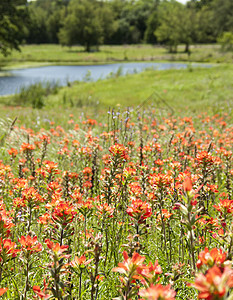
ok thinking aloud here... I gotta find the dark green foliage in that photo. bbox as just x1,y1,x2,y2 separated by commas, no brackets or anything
218,32,233,52
187,0,214,9
26,6,49,44
0,0,28,56
26,0,66,44
211,0,233,36
195,6,216,43
1,0,232,52
144,10,159,44
25,0,161,46
108,0,157,45
58,0,104,51
155,1,186,53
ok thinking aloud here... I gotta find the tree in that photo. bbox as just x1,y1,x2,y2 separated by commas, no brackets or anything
179,6,198,53
107,0,156,45
129,0,156,43
58,0,105,52
187,0,214,9
155,1,184,53
211,0,233,36
155,0,197,53
26,6,49,44
0,0,28,56
144,9,159,44
195,6,215,43
26,0,67,44
97,2,117,45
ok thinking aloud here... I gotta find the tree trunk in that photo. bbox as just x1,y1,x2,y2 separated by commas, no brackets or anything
169,45,177,53
185,43,190,54
86,43,90,52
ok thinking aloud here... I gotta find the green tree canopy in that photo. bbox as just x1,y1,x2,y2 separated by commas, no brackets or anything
155,0,184,53
211,0,233,36
110,0,156,44
155,0,197,53
0,0,28,56
58,0,112,52
27,0,66,44
195,6,215,43
144,1,160,44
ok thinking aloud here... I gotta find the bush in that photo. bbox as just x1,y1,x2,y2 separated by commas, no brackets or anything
218,32,233,52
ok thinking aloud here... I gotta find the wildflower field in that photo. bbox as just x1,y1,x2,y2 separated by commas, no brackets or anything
0,106,233,300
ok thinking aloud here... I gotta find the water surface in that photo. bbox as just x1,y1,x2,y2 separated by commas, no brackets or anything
0,62,209,96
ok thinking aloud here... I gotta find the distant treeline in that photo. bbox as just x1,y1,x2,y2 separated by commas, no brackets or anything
25,0,232,52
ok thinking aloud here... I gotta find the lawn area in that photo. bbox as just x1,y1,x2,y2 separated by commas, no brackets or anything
0,44,232,71
44,64,232,112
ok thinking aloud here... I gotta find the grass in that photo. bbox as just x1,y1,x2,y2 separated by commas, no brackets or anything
1,64,232,119
0,44,233,71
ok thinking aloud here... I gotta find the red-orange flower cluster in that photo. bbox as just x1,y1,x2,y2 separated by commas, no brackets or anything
127,199,152,223
197,248,227,269
109,144,129,160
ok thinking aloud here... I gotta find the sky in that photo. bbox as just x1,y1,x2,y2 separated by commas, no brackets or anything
177,0,188,3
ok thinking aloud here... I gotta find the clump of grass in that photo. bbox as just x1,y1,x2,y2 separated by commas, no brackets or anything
62,92,100,108
12,81,59,109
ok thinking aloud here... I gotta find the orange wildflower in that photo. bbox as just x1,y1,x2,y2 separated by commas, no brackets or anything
213,198,233,215
193,266,233,299
196,248,227,269
96,203,115,218
139,284,176,300
8,148,18,157
33,280,50,300
45,239,69,256
20,143,35,152
112,251,145,276
52,201,76,226
183,176,192,192
19,235,42,254
70,255,93,269
109,144,129,160
126,199,152,223
0,238,20,262
0,288,8,296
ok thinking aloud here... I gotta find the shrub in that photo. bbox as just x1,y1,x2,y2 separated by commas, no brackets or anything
218,32,233,52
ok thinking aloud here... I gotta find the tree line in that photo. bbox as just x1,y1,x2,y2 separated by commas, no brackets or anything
1,0,233,54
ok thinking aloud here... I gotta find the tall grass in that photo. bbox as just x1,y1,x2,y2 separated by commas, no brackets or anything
12,81,59,109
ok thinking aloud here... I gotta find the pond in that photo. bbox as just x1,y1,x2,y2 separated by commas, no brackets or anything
0,62,210,96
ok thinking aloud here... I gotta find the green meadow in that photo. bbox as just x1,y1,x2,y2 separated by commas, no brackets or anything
0,44,233,71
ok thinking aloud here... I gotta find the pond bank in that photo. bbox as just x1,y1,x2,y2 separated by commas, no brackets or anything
0,62,212,96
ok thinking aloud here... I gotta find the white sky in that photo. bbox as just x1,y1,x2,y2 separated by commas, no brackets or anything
177,0,189,3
